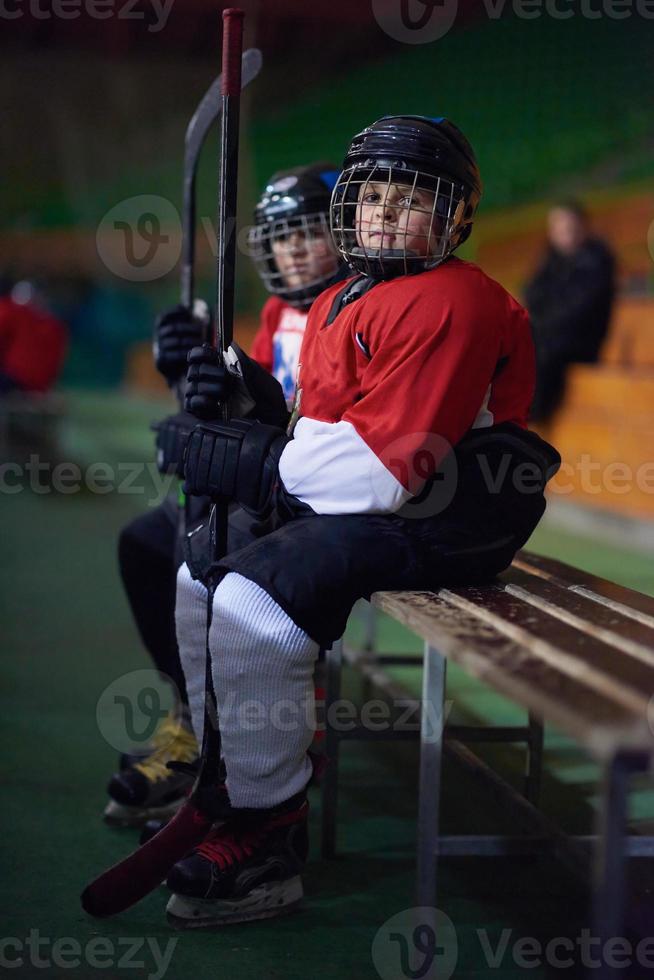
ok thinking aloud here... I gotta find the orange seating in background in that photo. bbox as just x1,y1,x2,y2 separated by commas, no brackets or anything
474,187,654,300
473,185,654,524
544,298,654,520
602,298,654,368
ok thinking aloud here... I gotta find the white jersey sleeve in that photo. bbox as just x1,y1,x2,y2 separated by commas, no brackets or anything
278,417,411,515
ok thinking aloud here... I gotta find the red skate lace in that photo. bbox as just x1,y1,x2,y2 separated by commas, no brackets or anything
196,803,308,870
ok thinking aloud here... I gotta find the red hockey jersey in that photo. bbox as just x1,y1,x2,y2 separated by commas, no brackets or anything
249,296,308,407
278,258,535,515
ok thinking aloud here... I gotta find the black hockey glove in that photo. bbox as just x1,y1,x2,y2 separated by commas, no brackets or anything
184,342,290,429
183,418,289,513
184,344,231,419
151,411,198,477
153,301,210,385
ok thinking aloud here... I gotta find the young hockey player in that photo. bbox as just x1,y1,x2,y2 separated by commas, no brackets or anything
166,115,560,927
104,163,343,827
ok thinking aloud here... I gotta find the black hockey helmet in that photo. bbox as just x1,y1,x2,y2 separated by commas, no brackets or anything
331,115,483,279
248,162,344,308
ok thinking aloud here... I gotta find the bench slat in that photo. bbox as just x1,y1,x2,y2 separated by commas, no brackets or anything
515,551,654,625
500,570,654,663
371,590,652,758
441,585,653,710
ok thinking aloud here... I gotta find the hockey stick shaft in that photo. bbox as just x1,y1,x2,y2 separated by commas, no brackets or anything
215,8,243,358
210,6,244,564
180,46,261,309
201,5,244,774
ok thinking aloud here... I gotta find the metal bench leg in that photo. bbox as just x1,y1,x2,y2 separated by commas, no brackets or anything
363,601,378,653
321,637,343,859
525,712,544,805
592,752,630,980
360,603,377,703
417,642,447,908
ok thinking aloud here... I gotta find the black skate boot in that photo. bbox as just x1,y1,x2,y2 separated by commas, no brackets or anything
104,713,198,827
165,791,309,928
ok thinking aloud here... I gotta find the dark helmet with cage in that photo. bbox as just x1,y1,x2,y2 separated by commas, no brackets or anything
248,163,344,309
330,115,482,279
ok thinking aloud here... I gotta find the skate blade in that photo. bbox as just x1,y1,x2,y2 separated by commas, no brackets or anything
165,876,303,929
102,797,185,828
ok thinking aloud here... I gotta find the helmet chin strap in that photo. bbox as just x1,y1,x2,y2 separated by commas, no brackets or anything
447,198,467,246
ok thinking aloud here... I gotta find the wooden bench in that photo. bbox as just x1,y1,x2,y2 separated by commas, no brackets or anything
321,550,654,971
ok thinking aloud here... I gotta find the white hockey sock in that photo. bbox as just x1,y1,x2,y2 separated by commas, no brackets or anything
210,572,319,808
174,563,210,746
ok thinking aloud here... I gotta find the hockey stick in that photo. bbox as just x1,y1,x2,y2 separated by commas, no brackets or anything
180,45,261,310
173,45,261,403
176,44,260,551
81,10,248,919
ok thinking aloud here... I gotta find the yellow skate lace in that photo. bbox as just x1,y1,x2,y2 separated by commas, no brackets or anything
134,714,198,784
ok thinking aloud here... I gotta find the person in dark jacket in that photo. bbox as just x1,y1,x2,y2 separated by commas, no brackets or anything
525,201,615,422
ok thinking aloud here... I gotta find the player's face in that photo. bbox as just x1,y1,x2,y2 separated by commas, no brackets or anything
356,181,439,257
272,225,339,289
547,207,587,256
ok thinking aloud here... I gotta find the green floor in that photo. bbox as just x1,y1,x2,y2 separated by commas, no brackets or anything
3,391,654,979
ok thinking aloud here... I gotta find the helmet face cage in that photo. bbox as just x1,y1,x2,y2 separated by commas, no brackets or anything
248,210,340,309
331,163,469,279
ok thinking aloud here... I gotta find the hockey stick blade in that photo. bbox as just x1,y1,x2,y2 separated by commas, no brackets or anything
81,801,212,918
